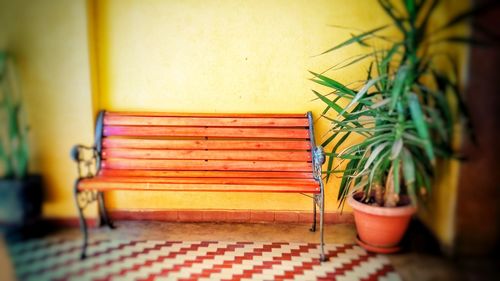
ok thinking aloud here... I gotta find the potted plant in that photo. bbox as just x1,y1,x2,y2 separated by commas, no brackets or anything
310,1,483,253
0,51,42,229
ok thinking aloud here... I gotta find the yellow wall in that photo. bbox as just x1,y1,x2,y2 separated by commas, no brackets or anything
0,0,95,218
93,0,397,212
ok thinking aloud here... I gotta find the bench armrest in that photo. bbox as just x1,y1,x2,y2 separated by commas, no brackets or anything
312,146,325,181
71,144,100,179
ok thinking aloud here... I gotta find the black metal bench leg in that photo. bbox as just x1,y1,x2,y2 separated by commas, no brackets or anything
74,181,88,260
319,185,328,262
97,192,115,229
77,205,89,260
310,197,317,232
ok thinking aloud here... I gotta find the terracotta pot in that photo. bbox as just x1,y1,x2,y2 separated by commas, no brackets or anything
348,193,416,253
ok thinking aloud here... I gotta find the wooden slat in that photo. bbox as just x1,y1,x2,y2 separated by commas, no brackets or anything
103,126,309,139
101,148,311,161
105,111,307,118
78,181,320,193
102,138,311,150
84,111,320,194
104,115,308,127
98,170,313,179
101,159,312,171
82,176,318,186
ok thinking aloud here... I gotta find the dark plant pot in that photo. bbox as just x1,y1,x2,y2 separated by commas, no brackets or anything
348,192,416,254
0,175,43,227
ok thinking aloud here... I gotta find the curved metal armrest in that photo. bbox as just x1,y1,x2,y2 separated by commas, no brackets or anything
312,146,325,181
71,144,99,179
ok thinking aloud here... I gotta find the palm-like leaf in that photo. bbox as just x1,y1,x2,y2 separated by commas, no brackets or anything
310,0,480,208
0,52,29,179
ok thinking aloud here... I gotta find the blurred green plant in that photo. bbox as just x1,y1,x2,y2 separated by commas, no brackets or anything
0,51,29,179
311,0,493,208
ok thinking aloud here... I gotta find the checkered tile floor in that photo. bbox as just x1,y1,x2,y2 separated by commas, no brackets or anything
8,238,401,281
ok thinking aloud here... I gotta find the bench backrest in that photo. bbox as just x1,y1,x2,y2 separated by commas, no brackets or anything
94,111,318,180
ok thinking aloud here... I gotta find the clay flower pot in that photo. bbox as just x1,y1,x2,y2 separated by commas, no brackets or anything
348,193,416,253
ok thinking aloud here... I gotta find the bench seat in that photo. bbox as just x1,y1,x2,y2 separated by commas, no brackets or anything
78,176,320,193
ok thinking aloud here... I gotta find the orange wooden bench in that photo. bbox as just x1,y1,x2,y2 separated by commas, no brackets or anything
71,111,326,260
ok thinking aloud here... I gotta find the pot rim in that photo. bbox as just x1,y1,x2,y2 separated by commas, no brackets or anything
347,193,417,217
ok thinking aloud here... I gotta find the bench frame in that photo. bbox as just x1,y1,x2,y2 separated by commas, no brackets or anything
71,111,327,261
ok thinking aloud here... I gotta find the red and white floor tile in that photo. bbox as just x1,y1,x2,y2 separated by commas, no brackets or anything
8,238,401,281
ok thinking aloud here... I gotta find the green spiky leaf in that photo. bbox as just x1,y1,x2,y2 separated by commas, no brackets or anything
319,25,390,55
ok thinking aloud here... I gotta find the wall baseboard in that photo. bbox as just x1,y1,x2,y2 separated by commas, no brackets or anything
44,210,354,226
108,209,354,224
